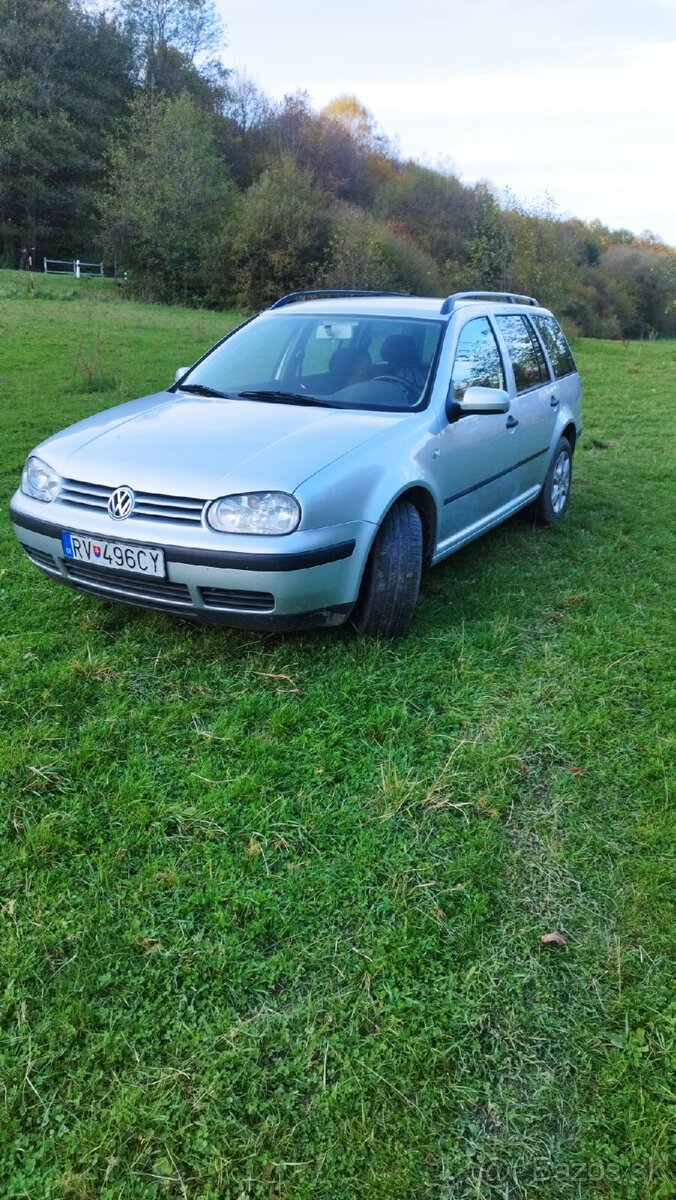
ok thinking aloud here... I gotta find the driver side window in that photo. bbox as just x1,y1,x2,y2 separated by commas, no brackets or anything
451,318,505,400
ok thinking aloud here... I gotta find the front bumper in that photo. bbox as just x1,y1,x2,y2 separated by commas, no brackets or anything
10,495,374,630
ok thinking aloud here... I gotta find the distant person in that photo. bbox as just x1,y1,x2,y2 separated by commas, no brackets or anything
19,247,28,270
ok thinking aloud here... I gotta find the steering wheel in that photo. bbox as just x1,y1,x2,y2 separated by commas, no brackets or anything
373,375,419,401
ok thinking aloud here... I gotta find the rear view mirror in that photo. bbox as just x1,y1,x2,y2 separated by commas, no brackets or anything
175,367,190,384
316,322,356,341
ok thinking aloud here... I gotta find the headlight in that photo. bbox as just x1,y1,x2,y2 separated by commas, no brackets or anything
207,492,301,535
21,456,61,502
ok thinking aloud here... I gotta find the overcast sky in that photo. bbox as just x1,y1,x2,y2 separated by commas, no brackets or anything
217,0,676,245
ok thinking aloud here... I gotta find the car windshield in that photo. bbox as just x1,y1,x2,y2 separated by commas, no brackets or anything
178,312,445,412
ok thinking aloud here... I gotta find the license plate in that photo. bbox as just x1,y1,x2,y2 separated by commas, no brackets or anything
61,531,166,578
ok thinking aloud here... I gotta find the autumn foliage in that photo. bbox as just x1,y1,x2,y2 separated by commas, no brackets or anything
1,1,674,335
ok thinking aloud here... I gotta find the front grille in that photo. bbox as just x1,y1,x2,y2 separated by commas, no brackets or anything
60,478,205,525
24,546,278,621
22,544,59,573
201,587,274,612
64,560,192,607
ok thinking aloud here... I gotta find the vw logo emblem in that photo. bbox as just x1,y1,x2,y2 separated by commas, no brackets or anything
108,485,135,520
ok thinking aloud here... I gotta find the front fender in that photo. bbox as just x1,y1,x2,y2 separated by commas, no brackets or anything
294,416,441,552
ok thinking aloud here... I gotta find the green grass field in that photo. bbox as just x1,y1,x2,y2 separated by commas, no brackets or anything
0,271,674,1199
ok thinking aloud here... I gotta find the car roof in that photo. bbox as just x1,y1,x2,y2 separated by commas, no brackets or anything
264,294,553,322
270,296,446,319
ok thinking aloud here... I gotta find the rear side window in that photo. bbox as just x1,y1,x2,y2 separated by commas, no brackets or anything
451,317,505,400
533,315,577,378
495,314,549,393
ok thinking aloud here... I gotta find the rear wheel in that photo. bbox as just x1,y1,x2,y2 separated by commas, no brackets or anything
535,436,573,525
350,500,423,637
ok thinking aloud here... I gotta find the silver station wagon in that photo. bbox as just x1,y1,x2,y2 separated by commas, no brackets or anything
10,290,582,636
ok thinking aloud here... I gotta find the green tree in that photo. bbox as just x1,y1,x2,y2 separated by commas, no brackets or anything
115,0,223,95
0,0,135,265
464,185,510,291
103,91,232,301
217,72,275,188
600,244,676,337
205,156,331,310
325,203,442,296
375,162,476,272
502,202,579,310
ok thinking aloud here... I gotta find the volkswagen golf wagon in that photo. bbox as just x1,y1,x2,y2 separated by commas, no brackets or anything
10,289,582,637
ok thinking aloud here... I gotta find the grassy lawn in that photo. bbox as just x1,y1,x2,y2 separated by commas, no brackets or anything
0,272,673,1199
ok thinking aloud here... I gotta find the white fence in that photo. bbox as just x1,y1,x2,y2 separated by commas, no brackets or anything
43,258,104,278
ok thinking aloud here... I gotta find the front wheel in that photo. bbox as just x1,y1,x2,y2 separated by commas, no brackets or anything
535,436,573,525
350,500,423,637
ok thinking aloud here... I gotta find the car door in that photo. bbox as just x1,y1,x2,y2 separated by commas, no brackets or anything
493,314,559,489
436,315,520,548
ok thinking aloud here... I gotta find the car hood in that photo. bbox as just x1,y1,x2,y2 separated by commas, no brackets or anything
36,391,401,497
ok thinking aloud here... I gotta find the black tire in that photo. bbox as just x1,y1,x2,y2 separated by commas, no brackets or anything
350,500,423,637
535,436,573,525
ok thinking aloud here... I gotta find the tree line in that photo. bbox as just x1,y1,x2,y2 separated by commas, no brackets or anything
2,0,675,338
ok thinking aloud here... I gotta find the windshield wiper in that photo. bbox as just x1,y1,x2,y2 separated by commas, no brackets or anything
238,389,335,407
176,382,232,399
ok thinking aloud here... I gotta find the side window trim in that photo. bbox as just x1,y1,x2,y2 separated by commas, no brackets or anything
532,314,577,379
526,317,556,381
490,313,520,395
486,314,508,392
524,317,551,383
493,313,549,396
449,315,507,401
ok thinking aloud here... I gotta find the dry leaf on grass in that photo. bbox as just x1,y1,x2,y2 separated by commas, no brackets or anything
540,931,567,946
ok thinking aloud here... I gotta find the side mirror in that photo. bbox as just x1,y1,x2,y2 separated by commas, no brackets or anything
447,386,510,420
175,367,190,384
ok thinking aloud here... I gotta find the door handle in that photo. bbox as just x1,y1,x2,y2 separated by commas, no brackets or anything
506,414,519,428
550,394,560,407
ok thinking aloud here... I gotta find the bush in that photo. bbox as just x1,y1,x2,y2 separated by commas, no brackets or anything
324,205,443,296
103,94,233,305
204,156,331,309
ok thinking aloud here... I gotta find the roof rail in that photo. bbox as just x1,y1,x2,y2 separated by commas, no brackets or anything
269,289,409,310
440,291,539,315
